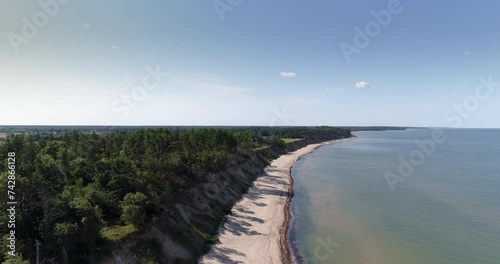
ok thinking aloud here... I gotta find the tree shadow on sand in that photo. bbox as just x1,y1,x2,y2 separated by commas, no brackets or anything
203,164,292,263
223,210,265,237
204,247,246,264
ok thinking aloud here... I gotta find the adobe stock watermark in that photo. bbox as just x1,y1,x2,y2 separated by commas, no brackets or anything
301,235,340,263
384,129,448,192
443,75,499,127
100,65,168,126
270,106,295,126
384,75,499,192
339,0,405,63
7,0,71,54
213,0,243,22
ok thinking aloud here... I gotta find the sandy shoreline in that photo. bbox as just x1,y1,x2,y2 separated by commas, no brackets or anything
200,138,354,264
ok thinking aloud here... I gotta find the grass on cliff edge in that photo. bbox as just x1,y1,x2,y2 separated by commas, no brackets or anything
281,138,303,143
101,224,138,242
254,138,303,151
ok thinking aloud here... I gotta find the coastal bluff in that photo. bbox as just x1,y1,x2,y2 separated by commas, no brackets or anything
100,134,352,264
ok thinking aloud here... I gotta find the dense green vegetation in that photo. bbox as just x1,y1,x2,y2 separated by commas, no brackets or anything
0,127,351,263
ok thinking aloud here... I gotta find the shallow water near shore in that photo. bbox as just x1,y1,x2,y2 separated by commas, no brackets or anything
291,129,500,264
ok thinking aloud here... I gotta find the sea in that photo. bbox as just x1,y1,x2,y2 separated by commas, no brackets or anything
290,129,500,264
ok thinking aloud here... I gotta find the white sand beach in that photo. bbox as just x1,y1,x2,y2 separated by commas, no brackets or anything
200,138,353,264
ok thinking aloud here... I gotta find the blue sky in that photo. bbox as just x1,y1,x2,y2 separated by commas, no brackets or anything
1,0,499,127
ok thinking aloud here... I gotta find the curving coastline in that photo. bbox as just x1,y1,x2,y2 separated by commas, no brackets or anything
200,137,355,264
282,137,356,264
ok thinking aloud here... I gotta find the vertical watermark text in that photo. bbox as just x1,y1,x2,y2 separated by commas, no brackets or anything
5,152,17,257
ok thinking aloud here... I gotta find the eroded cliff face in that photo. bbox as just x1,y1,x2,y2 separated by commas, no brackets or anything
100,152,273,264
100,136,349,264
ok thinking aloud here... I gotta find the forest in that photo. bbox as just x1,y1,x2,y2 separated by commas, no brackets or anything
0,126,351,263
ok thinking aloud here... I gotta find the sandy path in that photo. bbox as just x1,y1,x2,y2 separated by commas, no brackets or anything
200,138,352,264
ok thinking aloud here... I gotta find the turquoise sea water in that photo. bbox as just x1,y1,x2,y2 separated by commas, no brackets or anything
291,129,500,264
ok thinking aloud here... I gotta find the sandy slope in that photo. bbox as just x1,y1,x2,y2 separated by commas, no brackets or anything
200,139,352,264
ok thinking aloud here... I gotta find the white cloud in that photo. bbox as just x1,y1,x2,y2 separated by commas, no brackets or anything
464,50,470,56
355,81,373,89
280,72,297,78
111,45,120,49
83,22,91,29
